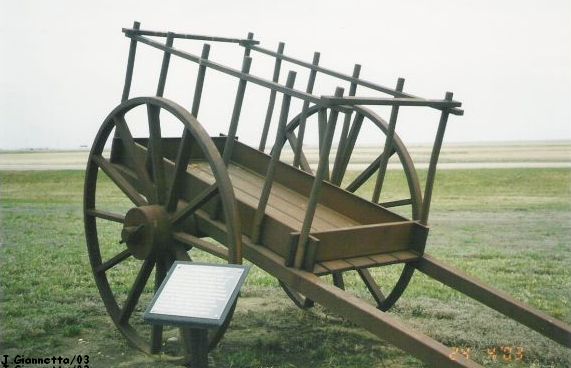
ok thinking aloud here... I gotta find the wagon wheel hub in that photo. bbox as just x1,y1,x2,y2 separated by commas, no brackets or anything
121,205,171,260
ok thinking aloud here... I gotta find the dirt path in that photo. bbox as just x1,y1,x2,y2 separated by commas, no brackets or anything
1,142,569,171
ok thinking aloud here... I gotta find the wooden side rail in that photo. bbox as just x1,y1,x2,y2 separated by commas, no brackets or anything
292,221,427,269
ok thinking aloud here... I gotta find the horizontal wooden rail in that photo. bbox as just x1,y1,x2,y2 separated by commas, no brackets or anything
124,29,463,116
322,96,462,109
245,44,464,116
126,33,322,104
123,28,259,45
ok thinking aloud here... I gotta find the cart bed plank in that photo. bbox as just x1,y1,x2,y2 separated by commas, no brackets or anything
190,161,360,232
315,250,420,275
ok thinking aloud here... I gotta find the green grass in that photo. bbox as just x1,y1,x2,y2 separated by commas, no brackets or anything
0,168,570,367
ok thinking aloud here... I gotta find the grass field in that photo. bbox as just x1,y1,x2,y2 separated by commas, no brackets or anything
0,168,570,367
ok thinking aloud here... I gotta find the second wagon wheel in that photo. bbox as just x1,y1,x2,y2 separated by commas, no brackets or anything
277,104,422,311
84,96,242,360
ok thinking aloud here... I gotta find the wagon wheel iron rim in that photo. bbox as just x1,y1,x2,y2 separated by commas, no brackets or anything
84,96,242,359
275,104,422,311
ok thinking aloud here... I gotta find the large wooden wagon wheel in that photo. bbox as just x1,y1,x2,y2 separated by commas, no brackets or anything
84,96,242,359
277,105,422,311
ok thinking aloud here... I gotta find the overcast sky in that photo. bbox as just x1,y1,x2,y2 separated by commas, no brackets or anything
1,0,570,149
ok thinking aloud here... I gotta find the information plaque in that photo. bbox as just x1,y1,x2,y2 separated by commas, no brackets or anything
144,261,250,328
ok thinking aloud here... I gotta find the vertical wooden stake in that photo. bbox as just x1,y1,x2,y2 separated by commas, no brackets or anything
337,112,365,184
372,77,405,203
112,21,141,162
421,92,453,225
259,42,285,151
222,56,252,164
156,33,174,97
293,52,321,169
165,43,211,213
243,32,254,57
251,71,297,243
294,87,344,269
332,64,361,184
121,21,141,102
191,44,211,116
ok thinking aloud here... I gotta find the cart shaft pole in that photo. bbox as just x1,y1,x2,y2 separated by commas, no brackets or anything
415,255,571,347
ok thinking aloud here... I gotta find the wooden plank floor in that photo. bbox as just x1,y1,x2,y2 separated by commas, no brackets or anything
189,161,360,232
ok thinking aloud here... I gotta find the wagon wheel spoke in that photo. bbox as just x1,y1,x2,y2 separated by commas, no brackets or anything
95,249,133,274
171,184,219,224
174,244,196,361
285,132,312,174
147,104,167,205
379,198,413,208
166,132,193,212
164,241,183,264
85,208,125,223
151,252,167,353
172,237,194,255
345,148,396,193
119,256,155,324
207,299,237,348
92,155,147,206
279,281,314,309
113,116,155,200
357,268,386,306
173,232,229,258
331,112,365,185
317,109,330,180
332,272,345,289
150,243,183,354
